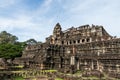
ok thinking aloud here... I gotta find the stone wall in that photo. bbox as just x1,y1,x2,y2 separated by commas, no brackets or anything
13,23,120,75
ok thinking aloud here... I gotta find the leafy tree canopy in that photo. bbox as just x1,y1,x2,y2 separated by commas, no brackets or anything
0,42,26,59
0,31,42,59
0,31,18,44
0,31,26,59
25,38,37,45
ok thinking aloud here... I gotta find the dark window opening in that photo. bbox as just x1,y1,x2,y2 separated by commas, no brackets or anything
55,38,57,41
67,42,68,45
77,40,80,43
70,41,72,44
62,41,64,44
73,40,76,44
86,38,90,42
82,39,85,43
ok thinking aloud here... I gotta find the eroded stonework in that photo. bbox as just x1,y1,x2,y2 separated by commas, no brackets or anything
14,23,120,75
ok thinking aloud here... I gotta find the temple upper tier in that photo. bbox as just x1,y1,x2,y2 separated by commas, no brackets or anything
46,23,113,45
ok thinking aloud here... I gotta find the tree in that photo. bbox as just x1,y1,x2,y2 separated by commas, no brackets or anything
0,43,20,59
0,31,26,59
0,31,18,44
37,41,42,44
26,38,37,45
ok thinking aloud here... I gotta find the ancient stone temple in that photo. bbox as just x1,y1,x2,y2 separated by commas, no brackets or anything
13,23,120,74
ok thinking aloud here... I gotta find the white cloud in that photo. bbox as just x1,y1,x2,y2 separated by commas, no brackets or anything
0,12,55,42
44,0,53,7
0,0,19,8
58,0,120,37
0,0,120,41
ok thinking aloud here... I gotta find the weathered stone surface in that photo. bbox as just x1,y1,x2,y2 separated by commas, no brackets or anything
13,23,120,78
0,58,8,69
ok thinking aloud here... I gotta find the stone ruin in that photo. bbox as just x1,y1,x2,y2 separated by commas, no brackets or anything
13,23,120,78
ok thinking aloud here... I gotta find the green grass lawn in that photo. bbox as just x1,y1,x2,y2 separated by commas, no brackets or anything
12,76,24,80
55,78,63,80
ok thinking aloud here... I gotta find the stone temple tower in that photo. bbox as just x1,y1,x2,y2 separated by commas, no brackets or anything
52,23,62,45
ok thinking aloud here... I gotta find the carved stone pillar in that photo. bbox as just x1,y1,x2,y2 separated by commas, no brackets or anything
77,61,80,70
91,60,94,70
97,60,99,70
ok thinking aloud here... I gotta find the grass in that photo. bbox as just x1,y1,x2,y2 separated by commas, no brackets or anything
55,78,63,80
31,78,37,80
12,76,24,80
75,70,83,75
41,69,57,72
10,65,24,69
82,76,99,79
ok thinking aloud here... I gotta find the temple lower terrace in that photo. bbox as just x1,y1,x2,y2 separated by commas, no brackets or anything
0,23,120,80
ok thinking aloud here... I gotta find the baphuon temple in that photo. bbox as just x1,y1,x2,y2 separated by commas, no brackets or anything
13,23,120,78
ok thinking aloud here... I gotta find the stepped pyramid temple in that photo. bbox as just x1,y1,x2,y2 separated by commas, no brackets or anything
14,23,120,75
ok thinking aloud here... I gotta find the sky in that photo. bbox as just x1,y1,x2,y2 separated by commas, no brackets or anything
0,0,120,42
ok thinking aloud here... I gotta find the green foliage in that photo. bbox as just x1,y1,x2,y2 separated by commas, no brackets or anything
0,31,43,59
25,38,37,45
0,42,26,59
0,31,18,44
55,78,63,80
0,31,27,59
12,76,24,80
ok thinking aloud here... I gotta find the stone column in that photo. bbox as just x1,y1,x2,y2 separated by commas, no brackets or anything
91,60,94,70
97,60,99,70
116,64,119,72
70,56,75,65
77,61,80,70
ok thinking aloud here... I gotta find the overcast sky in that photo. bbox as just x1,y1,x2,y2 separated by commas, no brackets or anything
0,0,120,42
